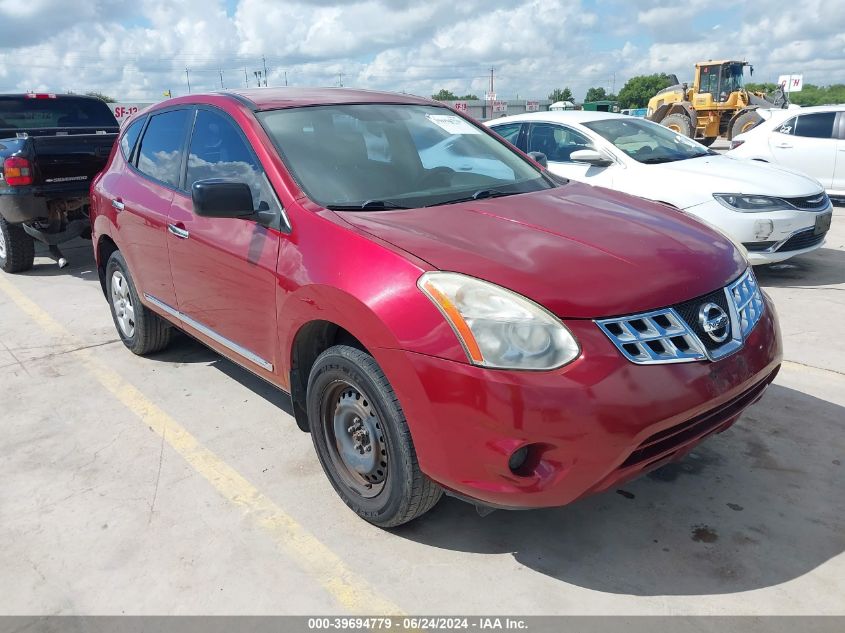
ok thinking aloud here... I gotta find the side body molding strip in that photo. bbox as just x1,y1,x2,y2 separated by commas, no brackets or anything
144,293,274,372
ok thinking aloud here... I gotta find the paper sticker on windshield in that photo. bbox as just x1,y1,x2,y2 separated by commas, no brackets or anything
426,114,480,135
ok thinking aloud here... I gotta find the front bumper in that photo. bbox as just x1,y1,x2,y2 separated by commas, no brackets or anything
685,199,831,264
377,294,781,509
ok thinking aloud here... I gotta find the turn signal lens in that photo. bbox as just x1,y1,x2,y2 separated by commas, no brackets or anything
3,156,33,186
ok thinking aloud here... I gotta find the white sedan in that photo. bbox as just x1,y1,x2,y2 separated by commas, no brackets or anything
727,105,845,199
486,111,833,264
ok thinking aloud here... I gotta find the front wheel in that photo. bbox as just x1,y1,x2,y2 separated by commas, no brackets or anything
661,113,693,137
0,217,35,273
307,345,442,527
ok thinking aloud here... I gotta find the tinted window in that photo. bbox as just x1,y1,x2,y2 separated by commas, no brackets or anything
258,104,550,209
776,117,796,135
0,96,118,130
527,123,594,162
491,123,522,145
795,113,836,139
136,109,191,187
186,109,276,212
120,117,145,161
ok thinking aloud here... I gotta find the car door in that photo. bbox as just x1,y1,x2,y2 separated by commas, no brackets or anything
166,107,283,374
526,122,614,186
769,112,837,189
115,108,193,308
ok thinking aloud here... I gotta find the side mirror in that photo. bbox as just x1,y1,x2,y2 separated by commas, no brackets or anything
192,179,254,219
527,151,548,168
570,149,613,167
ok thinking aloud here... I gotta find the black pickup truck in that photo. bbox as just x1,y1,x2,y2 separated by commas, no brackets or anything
0,94,119,272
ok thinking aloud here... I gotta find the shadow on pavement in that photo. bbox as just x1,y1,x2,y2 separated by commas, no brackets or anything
24,239,99,284
393,383,845,596
756,247,845,288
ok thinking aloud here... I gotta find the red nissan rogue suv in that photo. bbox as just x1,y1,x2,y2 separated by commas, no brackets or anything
90,88,781,526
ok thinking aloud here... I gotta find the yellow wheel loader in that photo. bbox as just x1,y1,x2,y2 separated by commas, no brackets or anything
647,60,789,146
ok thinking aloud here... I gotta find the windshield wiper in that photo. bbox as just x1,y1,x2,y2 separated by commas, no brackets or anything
326,200,410,211
437,188,518,206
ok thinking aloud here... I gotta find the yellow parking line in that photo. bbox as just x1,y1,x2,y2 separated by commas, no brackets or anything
0,274,403,615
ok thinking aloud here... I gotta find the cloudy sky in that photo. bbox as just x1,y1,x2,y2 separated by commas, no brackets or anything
0,0,842,103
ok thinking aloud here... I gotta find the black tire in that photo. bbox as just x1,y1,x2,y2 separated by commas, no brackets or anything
0,217,35,273
731,111,762,139
699,136,717,147
105,250,172,355
662,113,693,137
307,345,442,527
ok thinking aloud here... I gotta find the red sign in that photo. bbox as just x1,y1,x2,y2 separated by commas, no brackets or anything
492,100,508,113
526,101,539,112
453,101,468,113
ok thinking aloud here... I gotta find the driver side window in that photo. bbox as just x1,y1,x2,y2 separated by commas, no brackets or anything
527,123,594,163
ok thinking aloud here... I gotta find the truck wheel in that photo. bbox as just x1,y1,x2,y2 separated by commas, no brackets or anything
731,112,762,139
307,345,442,527
106,250,172,355
662,113,693,137
0,218,35,273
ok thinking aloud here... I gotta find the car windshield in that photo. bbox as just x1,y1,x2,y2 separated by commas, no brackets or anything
257,104,553,209
583,118,713,164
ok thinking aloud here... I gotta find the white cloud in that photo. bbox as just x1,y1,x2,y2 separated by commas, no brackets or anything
0,0,841,102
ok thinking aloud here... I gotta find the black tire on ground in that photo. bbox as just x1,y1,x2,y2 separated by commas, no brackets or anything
0,217,35,273
731,111,763,139
661,113,693,137
105,250,172,355
307,344,443,527
699,136,717,147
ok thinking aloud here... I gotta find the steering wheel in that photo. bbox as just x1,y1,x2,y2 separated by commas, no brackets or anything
415,166,455,190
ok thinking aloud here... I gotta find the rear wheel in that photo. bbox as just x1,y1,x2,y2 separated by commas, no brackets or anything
731,111,762,139
106,250,172,355
662,113,693,137
0,218,35,273
307,345,442,527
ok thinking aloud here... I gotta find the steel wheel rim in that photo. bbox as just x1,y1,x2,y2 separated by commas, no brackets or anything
322,381,388,499
110,270,136,338
0,226,6,259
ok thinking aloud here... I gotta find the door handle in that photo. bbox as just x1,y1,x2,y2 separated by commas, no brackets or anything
775,143,793,149
167,223,190,239
112,199,124,211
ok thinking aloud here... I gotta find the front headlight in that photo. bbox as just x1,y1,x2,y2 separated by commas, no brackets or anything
418,271,580,370
713,194,792,213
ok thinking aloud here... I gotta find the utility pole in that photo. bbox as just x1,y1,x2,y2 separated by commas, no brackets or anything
611,72,616,95
244,68,248,88
489,67,494,97
284,70,288,86
219,69,224,89
254,70,262,87
262,56,268,86
185,68,191,94
338,72,344,87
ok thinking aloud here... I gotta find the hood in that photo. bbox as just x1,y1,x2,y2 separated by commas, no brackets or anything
652,154,823,208
340,182,747,319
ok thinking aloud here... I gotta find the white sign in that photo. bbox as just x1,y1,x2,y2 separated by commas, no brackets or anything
777,74,803,93
485,92,497,101
425,114,480,135
453,101,468,113
526,100,539,112
111,102,154,123
492,100,508,114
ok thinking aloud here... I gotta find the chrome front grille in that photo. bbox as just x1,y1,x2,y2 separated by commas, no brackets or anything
597,309,707,364
728,268,764,337
598,268,765,365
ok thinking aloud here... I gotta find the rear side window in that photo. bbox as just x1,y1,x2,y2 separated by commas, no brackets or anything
491,123,523,146
794,112,836,139
120,117,145,161
186,109,278,212
136,109,192,188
